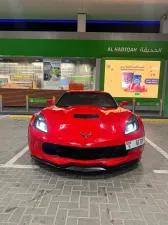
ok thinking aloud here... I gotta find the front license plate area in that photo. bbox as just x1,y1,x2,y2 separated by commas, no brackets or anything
125,137,145,150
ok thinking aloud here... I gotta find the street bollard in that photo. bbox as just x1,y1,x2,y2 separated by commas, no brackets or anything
0,95,2,112
26,95,29,112
159,99,163,116
53,96,56,105
132,98,135,113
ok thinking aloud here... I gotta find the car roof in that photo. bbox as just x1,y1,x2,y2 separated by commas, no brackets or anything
65,90,109,94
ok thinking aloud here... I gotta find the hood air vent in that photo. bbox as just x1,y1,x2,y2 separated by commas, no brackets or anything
74,114,99,119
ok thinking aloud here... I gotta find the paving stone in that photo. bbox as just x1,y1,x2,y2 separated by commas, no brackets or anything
110,211,133,220
118,198,130,211
127,198,147,205
0,193,15,206
100,203,119,212
107,192,118,203
70,191,80,202
4,199,20,213
78,218,100,225
62,185,72,195
32,215,55,224
143,212,159,225
124,220,146,225
52,195,70,202
116,192,135,199
0,187,10,198
46,202,59,216
73,185,89,191
14,193,33,201
66,217,78,225
153,213,168,223
8,207,26,223
24,207,47,215
55,209,67,225
59,202,78,209
1,119,168,225
90,202,100,218
142,193,157,205
100,209,113,225
68,209,88,217
139,204,161,213
38,194,52,207
131,188,144,198
90,181,98,191
18,215,33,225
0,206,5,213
106,187,124,193
129,205,144,221
155,199,168,213
90,196,108,203
0,213,11,222
80,196,89,209
81,191,98,197
121,183,133,193
55,180,65,189
113,180,122,188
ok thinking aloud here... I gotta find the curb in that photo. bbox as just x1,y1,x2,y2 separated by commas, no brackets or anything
9,115,32,119
142,119,168,122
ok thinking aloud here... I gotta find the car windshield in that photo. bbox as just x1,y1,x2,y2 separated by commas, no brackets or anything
56,92,118,108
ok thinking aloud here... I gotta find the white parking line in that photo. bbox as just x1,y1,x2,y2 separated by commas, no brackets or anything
0,115,9,119
2,136,168,172
5,146,29,165
153,170,168,174
145,137,168,174
145,137,168,160
0,164,39,169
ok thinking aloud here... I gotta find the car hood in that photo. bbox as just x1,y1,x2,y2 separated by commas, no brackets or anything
41,106,132,147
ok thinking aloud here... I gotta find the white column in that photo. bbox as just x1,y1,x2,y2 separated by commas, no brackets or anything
77,13,86,32
160,14,168,33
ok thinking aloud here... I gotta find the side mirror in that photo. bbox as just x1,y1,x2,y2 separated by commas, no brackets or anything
47,99,55,106
119,101,128,107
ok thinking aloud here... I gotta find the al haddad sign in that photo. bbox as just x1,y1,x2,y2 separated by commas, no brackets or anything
107,47,162,53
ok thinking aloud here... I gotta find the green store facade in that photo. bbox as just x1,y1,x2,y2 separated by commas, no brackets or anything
0,32,168,115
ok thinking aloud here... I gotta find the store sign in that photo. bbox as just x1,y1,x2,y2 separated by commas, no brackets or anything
29,98,47,103
107,47,162,53
104,59,161,98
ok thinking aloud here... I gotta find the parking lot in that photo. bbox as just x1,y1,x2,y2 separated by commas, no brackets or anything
0,115,168,225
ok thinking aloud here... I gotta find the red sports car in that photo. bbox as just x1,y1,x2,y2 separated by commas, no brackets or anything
28,91,145,172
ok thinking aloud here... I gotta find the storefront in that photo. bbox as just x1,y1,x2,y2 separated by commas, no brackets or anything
0,57,96,91
0,32,168,114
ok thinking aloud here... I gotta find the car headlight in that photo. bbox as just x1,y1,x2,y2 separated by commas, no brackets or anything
34,114,48,133
125,115,139,134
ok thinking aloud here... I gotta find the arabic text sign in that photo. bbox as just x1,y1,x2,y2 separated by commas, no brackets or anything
107,47,162,53
104,60,161,98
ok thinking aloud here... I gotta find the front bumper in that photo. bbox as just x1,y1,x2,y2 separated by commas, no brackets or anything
30,139,143,171
29,128,144,171
32,155,141,172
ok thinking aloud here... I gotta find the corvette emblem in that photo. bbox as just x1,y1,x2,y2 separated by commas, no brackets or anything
80,132,92,139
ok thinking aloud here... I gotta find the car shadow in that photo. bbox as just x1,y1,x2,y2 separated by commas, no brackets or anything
33,158,143,180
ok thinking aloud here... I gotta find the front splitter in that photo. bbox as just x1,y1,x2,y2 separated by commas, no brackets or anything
31,155,141,172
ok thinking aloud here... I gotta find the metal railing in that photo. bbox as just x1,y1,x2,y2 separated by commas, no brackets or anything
0,95,164,116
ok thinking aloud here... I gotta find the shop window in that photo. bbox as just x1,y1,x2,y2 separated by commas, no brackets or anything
43,58,96,90
0,57,96,90
0,57,43,89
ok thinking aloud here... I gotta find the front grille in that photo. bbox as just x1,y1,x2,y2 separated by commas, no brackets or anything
73,114,99,119
42,143,128,160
